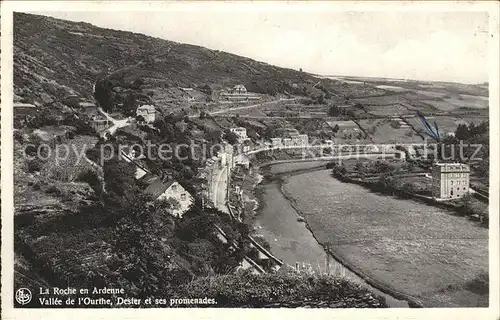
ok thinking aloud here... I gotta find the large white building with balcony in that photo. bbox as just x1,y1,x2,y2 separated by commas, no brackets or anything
432,163,470,200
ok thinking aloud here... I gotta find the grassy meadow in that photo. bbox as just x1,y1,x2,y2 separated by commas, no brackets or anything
282,169,488,307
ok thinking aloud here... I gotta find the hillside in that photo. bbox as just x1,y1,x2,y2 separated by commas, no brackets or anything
14,12,389,112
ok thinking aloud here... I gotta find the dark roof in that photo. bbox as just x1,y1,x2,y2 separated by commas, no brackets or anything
277,263,297,275
139,172,159,184
143,176,176,199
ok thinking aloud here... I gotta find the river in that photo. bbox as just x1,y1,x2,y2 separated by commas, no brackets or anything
252,162,410,307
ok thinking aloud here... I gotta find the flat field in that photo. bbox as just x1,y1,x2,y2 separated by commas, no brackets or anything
358,119,423,144
282,169,488,307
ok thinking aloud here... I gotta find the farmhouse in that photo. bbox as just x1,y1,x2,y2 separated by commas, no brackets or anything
234,154,250,169
136,105,156,123
283,129,308,146
270,138,282,148
180,87,205,101
230,127,249,143
14,102,39,125
142,174,194,218
233,84,247,94
219,85,261,101
431,162,470,200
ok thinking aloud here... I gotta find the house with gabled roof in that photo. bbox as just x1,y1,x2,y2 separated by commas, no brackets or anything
136,105,156,123
141,173,194,218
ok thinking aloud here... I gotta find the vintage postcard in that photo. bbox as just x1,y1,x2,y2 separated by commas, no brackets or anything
1,1,499,319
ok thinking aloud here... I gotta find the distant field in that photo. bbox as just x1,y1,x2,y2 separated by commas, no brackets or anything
405,115,468,136
415,90,449,99
326,120,358,129
374,85,409,92
283,170,488,307
421,96,488,111
357,119,422,144
445,96,488,109
364,104,410,116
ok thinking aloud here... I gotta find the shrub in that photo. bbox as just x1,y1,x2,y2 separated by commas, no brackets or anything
14,130,25,143
46,184,63,196
26,159,44,173
253,236,271,251
179,272,387,307
389,120,401,129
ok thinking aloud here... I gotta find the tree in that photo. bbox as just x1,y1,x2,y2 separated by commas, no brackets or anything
123,93,138,116
401,183,416,195
109,193,179,298
460,192,473,215
328,105,340,117
455,123,470,141
94,79,114,111
198,84,212,96
209,129,222,144
377,172,396,191
131,78,144,90
224,129,239,145
103,158,139,208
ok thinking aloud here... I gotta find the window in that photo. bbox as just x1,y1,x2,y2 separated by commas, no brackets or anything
172,185,177,192
463,187,466,190
451,181,453,185
181,193,186,201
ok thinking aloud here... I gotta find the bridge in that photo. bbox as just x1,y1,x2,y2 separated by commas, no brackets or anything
243,142,430,156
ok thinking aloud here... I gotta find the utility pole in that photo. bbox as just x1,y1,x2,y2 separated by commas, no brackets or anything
326,242,331,275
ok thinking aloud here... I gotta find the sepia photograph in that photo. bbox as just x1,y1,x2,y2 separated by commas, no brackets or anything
1,1,499,319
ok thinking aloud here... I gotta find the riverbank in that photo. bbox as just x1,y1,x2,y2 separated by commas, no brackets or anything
280,169,488,307
249,161,410,308
278,176,423,308
330,165,489,227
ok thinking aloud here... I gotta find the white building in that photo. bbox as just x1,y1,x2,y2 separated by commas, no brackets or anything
230,127,249,143
136,105,156,123
233,84,247,94
234,154,250,169
292,134,308,146
394,151,406,161
432,163,470,200
270,138,282,148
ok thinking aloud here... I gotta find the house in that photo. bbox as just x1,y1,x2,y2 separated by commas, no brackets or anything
120,148,149,180
233,84,247,94
230,127,249,143
180,88,206,101
136,105,156,123
282,138,293,147
292,134,308,146
142,174,194,218
394,151,406,161
14,102,39,125
234,154,250,169
270,138,282,148
175,121,189,132
282,129,308,146
432,163,470,200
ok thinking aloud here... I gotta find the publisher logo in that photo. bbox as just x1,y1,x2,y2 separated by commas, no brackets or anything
15,288,32,305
